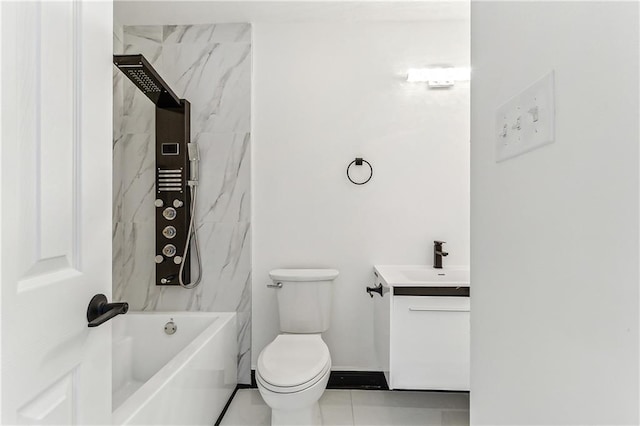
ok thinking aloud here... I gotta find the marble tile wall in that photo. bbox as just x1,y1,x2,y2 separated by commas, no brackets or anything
113,24,252,384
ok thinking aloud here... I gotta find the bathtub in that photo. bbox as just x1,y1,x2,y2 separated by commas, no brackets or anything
112,312,237,425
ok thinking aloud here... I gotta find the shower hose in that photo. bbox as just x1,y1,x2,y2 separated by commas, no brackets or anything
178,144,203,289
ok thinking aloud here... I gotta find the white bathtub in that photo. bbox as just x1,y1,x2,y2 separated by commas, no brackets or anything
112,312,237,425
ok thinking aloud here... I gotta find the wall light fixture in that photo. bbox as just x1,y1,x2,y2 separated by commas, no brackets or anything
406,67,471,88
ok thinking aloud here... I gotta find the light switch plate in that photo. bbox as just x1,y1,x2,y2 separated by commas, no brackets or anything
495,71,555,162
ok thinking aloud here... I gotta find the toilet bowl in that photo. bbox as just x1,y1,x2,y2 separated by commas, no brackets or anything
257,334,331,426
258,268,338,426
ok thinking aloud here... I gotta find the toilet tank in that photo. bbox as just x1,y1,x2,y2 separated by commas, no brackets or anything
269,269,339,333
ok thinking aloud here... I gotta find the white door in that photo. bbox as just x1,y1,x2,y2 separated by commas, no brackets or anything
1,1,113,424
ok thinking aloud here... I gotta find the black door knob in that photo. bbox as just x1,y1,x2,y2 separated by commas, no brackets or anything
87,294,128,327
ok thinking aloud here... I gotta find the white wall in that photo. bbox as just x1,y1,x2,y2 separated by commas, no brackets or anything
253,21,470,370
471,2,639,424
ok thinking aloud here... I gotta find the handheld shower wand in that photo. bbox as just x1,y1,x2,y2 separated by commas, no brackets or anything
178,142,202,289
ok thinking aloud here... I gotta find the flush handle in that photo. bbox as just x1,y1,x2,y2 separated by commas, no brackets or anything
366,283,384,298
267,282,283,289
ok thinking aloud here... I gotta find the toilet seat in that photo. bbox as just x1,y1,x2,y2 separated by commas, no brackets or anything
257,334,331,393
257,361,330,394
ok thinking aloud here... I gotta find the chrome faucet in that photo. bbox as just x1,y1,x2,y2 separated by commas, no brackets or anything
433,241,448,269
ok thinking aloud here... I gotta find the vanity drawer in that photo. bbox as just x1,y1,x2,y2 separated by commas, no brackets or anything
391,296,470,390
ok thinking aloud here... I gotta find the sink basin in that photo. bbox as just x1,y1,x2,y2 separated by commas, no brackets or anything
400,268,469,283
374,265,470,287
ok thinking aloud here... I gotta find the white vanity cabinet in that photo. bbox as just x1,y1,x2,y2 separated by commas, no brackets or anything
372,265,470,391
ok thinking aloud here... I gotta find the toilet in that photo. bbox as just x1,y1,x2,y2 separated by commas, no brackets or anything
257,268,339,426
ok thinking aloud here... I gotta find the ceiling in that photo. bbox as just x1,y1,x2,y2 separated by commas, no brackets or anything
114,1,470,26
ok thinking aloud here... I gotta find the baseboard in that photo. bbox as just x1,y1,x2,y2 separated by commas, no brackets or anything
327,370,389,390
249,369,389,391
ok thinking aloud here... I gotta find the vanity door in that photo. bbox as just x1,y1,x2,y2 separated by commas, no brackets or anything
391,295,470,390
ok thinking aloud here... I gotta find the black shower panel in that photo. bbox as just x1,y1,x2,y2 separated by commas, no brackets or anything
114,54,191,286
154,101,191,285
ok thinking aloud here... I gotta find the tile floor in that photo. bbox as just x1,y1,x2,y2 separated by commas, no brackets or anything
219,389,469,426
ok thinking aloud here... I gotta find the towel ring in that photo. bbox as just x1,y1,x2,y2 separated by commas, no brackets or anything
346,158,373,185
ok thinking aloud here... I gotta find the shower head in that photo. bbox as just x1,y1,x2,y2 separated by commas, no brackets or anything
113,54,181,108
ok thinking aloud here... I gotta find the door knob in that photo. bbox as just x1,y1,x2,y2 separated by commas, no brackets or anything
87,294,128,327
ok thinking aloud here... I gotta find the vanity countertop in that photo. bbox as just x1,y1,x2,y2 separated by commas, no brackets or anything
374,265,470,288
